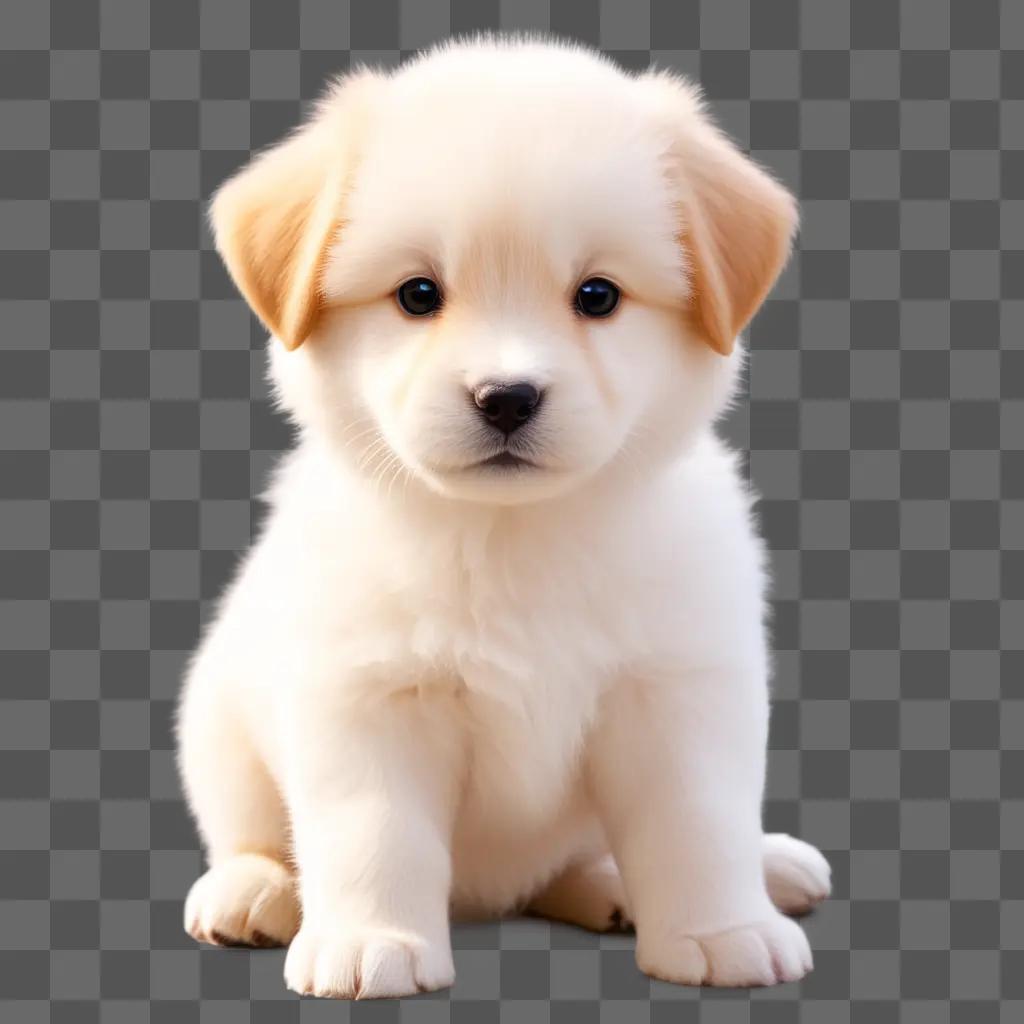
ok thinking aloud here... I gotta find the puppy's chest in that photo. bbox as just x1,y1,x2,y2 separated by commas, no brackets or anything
402,532,626,686
401,536,625,811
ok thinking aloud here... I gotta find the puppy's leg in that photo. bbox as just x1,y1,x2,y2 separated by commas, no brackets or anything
529,835,831,933
586,673,812,987
283,692,463,1000
178,678,299,948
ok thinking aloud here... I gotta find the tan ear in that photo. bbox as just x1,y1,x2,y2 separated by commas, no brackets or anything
209,72,379,350
644,73,798,356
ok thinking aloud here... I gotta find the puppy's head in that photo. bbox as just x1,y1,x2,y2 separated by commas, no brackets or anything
212,38,796,506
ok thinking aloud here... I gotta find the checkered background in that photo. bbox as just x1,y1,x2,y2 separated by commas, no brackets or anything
1,0,1021,1019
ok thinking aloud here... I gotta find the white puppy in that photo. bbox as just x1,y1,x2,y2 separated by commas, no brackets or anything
178,36,831,998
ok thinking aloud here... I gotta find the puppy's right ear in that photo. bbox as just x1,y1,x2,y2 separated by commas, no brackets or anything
209,72,379,350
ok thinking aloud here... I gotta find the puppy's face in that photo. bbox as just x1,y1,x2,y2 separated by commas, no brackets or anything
212,42,796,505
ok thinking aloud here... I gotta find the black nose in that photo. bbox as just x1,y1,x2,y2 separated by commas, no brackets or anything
473,381,542,435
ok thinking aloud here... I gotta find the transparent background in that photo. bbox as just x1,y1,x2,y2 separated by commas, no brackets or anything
1,0,1021,1020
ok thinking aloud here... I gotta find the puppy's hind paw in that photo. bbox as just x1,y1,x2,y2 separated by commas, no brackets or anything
284,924,455,999
763,833,832,916
637,912,812,988
185,853,300,948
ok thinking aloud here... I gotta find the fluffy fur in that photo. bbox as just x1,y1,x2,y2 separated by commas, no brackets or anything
178,35,831,998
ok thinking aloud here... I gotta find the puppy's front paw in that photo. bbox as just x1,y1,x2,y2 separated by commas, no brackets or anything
284,924,455,999
637,912,812,988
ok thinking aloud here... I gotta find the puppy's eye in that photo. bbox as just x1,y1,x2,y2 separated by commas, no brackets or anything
397,277,443,316
575,277,620,318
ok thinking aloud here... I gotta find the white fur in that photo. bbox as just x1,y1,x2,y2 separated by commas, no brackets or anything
178,36,830,999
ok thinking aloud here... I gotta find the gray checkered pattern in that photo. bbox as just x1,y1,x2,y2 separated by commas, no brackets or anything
1,0,1020,1019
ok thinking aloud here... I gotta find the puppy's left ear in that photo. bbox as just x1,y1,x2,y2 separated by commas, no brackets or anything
209,71,380,350
642,72,798,356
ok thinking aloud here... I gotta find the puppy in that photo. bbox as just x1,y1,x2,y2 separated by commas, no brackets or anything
178,35,831,998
